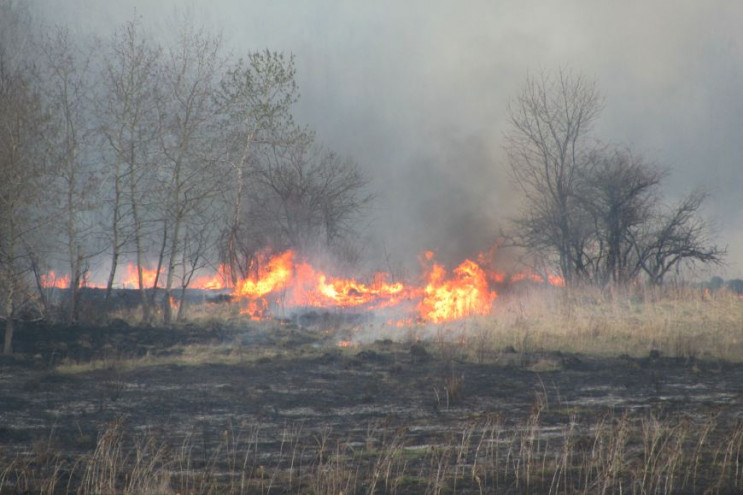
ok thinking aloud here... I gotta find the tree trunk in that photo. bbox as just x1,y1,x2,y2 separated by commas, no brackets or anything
2,317,13,356
163,213,182,325
3,282,14,355
104,161,123,315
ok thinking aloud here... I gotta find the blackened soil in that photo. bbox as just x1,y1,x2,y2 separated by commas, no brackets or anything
1,320,743,491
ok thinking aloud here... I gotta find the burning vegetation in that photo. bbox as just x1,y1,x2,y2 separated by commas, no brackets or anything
2,4,742,494
39,248,562,324
0,0,723,360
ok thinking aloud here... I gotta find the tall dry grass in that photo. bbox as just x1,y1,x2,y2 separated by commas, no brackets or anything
454,284,743,361
2,409,743,494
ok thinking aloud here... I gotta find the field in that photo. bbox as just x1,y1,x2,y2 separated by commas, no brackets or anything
2,286,743,494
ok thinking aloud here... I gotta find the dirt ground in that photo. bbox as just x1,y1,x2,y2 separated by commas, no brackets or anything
2,318,743,493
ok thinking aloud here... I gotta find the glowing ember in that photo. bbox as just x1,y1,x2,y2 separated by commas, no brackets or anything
169,295,180,314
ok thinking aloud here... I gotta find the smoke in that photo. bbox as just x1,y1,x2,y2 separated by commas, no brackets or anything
34,0,743,276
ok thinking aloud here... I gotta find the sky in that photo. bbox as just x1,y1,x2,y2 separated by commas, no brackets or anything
34,0,743,277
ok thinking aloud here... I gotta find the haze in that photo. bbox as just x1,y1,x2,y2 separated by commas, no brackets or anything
34,0,743,276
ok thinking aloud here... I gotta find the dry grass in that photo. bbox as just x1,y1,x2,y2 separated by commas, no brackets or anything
448,284,743,362
64,284,743,374
3,408,743,494
54,342,284,375
5,285,743,494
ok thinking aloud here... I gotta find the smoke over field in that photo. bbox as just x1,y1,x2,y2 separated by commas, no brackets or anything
2,2,743,493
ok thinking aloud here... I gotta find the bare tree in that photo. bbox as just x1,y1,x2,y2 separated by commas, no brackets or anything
506,68,603,284
0,0,46,353
214,50,308,283
633,191,724,284
39,27,100,322
242,140,373,261
506,68,723,286
99,18,162,321
156,18,225,324
578,147,665,284
174,208,219,320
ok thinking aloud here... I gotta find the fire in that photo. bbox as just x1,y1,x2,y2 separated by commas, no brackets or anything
418,256,497,323
169,295,180,314
38,249,565,324
190,265,229,290
296,266,411,309
231,252,414,318
227,249,505,323
40,270,69,289
234,250,295,298
122,264,162,289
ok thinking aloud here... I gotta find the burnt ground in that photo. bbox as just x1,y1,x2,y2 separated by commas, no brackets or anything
2,319,743,493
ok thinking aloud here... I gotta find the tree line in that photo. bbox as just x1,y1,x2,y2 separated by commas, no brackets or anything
0,2,371,353
1,3,725,355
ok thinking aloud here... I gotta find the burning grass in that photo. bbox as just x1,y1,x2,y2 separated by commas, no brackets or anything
55,282,743,367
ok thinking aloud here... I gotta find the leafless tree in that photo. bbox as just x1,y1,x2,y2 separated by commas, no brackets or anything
99,18,162,321
632,191,724,284
214,50,309,283
39,27,100,322
506,68,603,284
242,140,373,262
577,147,665,284
156,18,225,324
507,68,724,286
174,208,219,320
0,0,46,353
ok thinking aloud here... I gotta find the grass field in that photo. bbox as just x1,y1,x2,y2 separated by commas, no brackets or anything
1,284,743,494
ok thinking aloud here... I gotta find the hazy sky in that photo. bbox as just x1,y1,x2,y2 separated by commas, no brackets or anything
36,0,743,276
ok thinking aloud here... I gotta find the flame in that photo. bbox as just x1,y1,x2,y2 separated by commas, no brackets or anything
227,249,506,324
40,271,70,289
296,265,411,309
234,250,295,298
39,248,565,324
169,295,180,314
190,264,230,290
418,257,497,323
121,264,162,289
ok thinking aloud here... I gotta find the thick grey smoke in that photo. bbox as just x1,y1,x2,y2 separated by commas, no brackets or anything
36,0,743,275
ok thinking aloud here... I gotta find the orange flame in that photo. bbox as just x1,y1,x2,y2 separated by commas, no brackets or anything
190,265,230,290
40,249,565,324
234,250,295,298
417,256,497,323
40,271,70,289
226,249,519,324
121,264,162,289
